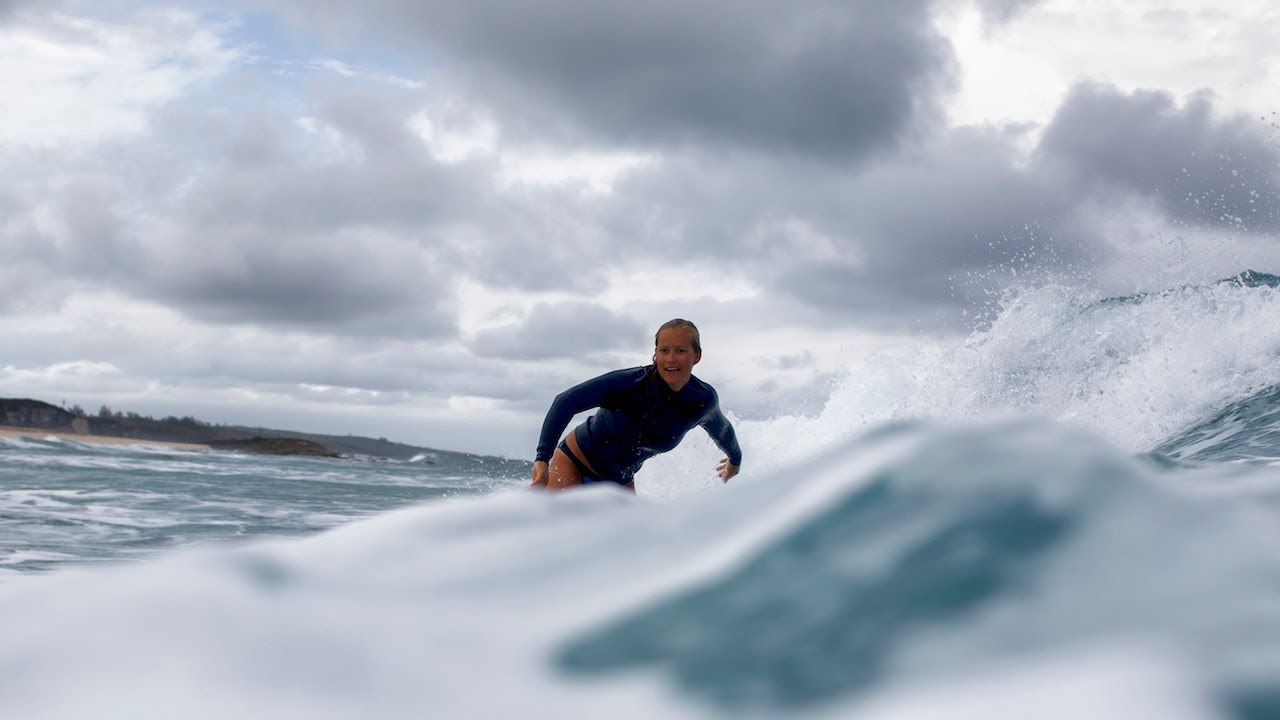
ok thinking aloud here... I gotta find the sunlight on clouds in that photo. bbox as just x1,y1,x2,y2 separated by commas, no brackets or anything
408,105,498,163
296,115,366,164
599,267,760,307
302,384,377,396
0,9,238,147
55,291,188,331
0,360,130,400
939,0,1280,128
409,98,653,193
499,148,655,195
0,361,121,384
938,3,1064,128
454,279,559,338
0,292,189,354
747,218,864,269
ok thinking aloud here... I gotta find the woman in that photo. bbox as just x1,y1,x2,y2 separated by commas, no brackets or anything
532,319,742,491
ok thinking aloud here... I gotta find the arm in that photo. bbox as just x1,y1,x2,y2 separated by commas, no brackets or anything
701,404,742,482
535,367,646,464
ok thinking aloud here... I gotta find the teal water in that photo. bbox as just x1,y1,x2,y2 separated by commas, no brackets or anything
0,436,524,575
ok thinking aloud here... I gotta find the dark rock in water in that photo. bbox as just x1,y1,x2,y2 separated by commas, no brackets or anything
207,436,341,458
0,398,80,431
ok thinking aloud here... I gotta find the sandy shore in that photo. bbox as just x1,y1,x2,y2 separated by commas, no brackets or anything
0,426,208,450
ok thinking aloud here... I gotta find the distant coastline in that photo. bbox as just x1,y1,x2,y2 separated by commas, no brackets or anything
0,397,509,465
0,425,207,450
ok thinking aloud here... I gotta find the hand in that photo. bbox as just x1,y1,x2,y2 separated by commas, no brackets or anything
531,460,549,487
716,458,739,483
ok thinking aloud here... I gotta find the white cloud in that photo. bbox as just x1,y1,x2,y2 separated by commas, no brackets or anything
0,360,121,384
408,103,498,163
308,58,423,90
941,0,1280,128
499,148,655,194
596,267,762,308
448,395,499,411
0,8,239,147
296,115,366,164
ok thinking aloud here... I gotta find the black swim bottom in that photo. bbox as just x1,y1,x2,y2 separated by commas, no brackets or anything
557,439,620,485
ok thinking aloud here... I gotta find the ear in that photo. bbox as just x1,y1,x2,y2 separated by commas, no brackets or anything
692,351,702,366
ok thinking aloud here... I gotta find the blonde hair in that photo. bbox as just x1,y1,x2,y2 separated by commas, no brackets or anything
654,318,701,353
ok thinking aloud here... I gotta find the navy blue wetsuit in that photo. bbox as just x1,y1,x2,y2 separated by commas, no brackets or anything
536,365,742,486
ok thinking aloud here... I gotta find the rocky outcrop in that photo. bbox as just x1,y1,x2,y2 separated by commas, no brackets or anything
207,436,341,458
0,399,79,431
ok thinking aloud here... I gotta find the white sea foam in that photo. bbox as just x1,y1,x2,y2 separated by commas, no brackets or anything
0,436,51,450
0,550,78,566
1,421,1277,719
834,644,1221,720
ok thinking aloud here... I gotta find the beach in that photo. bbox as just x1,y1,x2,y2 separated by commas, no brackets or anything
0,426,208,450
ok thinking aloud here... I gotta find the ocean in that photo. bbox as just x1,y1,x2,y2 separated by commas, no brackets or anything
3,273,1280,719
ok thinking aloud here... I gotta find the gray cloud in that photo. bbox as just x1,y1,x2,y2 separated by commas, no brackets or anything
831,128,1080,310
582,125,1084,330
1039,81,1280,234
575,83,1280,331
470,302,647,360
164,82,481,235
146,72,633,300
0,0,28,20
757,352,817,371
0,70,474,339
5,169,458,340
143,229,455,337
776,83,1280,325
255,0,956,161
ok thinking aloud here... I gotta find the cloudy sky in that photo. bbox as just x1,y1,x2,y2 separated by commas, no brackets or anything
3,0,1279,457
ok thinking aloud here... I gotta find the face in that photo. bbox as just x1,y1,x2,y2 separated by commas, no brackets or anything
654,327,701,391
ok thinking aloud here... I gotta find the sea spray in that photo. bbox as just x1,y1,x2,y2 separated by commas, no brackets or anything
638,273,1280,499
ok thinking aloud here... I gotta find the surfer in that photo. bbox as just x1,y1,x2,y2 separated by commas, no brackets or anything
532,319,742,492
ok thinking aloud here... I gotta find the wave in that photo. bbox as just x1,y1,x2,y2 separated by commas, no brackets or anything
0,436,49,450
688,270,1280,484
925,272,1280,453
1098,269,1280,306
1156,385,1280,463
1,421,1277,718
564,421,1280,717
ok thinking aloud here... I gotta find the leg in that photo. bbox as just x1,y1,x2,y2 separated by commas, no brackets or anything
544,447,584,491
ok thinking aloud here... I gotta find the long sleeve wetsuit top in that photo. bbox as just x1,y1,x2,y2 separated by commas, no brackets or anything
536,365,742,485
